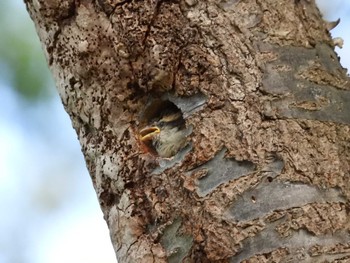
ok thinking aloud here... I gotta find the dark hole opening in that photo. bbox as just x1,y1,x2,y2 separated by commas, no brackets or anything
140,99,183,125
251,196,256,203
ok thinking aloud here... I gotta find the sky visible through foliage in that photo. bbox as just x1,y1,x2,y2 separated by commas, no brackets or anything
0,1,349,262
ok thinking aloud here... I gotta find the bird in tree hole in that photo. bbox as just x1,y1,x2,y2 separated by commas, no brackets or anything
139,109,188,158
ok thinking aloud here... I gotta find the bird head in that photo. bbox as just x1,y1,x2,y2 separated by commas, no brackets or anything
139,111,187,158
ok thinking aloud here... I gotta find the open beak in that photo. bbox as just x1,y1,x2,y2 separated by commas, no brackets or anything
139,126,160,141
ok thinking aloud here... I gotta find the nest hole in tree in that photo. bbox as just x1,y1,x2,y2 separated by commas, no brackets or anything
138,98,187,157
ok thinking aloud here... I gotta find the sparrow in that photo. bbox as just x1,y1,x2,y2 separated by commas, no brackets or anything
139,111,187,158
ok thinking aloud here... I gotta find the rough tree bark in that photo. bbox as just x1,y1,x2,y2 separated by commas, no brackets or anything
24,0,350,262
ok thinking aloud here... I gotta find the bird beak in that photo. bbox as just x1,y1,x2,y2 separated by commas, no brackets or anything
139,126,160,141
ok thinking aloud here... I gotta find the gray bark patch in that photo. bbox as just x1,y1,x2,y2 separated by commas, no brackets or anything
226,181,345,222
260,43,350,124
160,218,193,263
187,148,256,197
230,218,350,262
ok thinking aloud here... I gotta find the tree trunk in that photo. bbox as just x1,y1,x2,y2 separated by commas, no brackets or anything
25,0,350,262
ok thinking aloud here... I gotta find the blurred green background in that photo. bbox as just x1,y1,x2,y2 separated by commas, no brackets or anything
0,1,115,262
0,0,348,262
